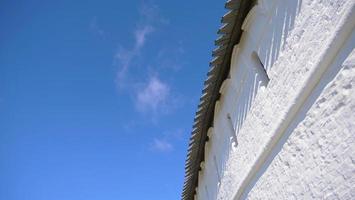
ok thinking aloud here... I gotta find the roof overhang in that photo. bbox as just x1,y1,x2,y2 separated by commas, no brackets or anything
182,0,255,199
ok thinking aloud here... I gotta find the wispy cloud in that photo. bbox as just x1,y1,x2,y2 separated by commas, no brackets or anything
151,138,173,152
139,2,169,25
149,128,186,153
135,25,154,49
90,16,105,38
135,76,170,114
113,2,185,119
114,2,167,89
114,24,155,88
155,41,185,71
163,128,185,140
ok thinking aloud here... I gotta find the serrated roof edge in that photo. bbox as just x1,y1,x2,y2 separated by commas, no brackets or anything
181,0,254,199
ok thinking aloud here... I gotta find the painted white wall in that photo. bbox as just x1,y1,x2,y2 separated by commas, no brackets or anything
195,0,355,199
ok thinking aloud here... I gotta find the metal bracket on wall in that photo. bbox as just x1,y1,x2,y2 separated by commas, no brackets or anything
227,113,238,146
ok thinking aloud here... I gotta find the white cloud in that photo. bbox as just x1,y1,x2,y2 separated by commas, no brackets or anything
114,24,155,88
163,128,185,140
112,3,184,119
135,25,154,49
136,76,170,114
90,17,105,38
114,2,166,89
151,138,173,152
139,2,169,25
114,48,135,88
155,41,185,71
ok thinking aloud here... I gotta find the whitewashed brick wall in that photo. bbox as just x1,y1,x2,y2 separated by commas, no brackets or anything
195,0,355,199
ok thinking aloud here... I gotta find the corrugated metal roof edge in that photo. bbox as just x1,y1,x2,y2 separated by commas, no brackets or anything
181,0,255,199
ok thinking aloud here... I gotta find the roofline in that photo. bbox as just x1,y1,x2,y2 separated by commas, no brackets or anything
182,0,254,199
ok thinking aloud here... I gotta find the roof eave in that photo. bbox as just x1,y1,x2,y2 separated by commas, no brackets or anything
182,0,255,199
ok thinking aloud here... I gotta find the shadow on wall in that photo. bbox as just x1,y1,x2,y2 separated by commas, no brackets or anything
210,0,303,199
258,0,302,72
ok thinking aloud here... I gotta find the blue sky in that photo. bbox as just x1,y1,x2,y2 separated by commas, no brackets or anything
0,1,225,199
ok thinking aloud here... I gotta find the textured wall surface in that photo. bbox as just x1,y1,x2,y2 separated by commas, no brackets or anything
195,0,355,199
246,44,355,200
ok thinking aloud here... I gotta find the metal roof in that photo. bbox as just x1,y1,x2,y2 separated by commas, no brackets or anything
181,0,254,199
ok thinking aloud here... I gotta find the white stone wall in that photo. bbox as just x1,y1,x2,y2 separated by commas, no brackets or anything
195,0,355,199
246,40,355,200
